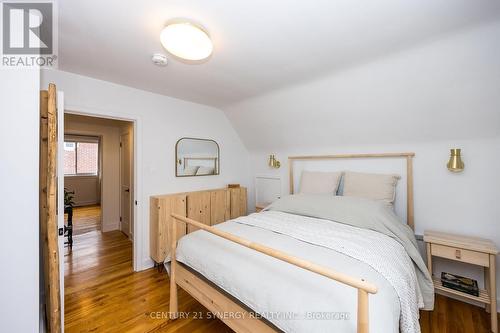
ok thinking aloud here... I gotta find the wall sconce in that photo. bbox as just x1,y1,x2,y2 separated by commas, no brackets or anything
447,148,464,173
268,154,281,169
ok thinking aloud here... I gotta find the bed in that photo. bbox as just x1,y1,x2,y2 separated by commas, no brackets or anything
166,153,434,333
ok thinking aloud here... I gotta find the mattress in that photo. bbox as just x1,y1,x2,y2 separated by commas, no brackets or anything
172,213,403,333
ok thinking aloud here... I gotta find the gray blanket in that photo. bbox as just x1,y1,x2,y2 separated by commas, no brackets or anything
266,194,434,310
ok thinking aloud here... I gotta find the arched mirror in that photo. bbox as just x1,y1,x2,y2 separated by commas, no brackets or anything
175,138,220,177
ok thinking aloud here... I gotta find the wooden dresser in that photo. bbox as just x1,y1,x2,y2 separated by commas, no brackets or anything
150,187,247,264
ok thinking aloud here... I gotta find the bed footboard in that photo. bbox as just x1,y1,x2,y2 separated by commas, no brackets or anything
169,213,377,333
175,262,279,332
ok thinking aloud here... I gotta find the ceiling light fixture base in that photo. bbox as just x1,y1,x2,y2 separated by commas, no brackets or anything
151,53,168,66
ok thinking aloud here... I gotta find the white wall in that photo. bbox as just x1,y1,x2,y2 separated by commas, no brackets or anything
0,68,40,331
64,115,123,232
65,176,100,206
224,21,500,310
41,69,251,270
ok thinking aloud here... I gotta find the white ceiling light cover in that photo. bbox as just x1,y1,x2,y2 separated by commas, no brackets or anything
160,22,213,61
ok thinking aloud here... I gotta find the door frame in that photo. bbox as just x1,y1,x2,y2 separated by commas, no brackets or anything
57,91,65,331
63,106,143,272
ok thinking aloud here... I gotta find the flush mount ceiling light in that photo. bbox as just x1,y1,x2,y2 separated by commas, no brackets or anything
160,21,213,61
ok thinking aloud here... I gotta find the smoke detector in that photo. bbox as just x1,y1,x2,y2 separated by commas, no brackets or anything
152,53,168,66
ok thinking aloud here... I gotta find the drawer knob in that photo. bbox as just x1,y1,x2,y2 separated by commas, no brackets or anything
455,249,462,259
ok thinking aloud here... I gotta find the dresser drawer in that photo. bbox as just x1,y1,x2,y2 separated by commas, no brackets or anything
431,244,490,267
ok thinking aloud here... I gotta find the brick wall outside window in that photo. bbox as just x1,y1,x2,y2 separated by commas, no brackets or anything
77,143,98,174
64,144,76,174
64,141,98,175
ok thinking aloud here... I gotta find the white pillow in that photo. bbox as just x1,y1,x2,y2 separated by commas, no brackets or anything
342,171,400,204
196,166,215,175
183,166,199,176
299,171,343,195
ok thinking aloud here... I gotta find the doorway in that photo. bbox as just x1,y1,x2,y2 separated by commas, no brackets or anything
63,112,136,327
63,113,135,252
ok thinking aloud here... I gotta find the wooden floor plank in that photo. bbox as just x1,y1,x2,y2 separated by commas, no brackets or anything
419,293,499,333
65,228,498,332
66,205,101,235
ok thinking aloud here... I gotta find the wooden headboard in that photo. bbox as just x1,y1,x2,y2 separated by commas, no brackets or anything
288,153,415,230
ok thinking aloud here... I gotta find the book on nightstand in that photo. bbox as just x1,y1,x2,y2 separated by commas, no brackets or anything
441,272,479,296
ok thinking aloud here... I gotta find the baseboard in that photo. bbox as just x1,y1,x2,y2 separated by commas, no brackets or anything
101,223,119,233
141,257,155,271
73,200,99,207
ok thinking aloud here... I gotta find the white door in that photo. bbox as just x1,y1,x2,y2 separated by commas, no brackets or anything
120,132,131,238
56,91,65,330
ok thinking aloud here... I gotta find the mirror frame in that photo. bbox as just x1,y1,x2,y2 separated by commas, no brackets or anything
175,137,220,177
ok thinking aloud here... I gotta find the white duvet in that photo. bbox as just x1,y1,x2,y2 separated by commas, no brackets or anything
172,210,425,333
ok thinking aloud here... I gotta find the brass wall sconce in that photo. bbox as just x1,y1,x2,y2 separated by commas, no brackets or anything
268,154,281,168
447,149,464,173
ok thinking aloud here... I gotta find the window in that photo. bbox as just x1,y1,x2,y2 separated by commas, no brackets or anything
64,138,99,176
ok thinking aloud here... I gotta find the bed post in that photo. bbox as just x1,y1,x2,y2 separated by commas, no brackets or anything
169,217,178,319
406,155,414,230
357,289,369,333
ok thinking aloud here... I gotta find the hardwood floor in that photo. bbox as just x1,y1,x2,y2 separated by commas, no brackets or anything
69,204,101,235
65,230,498,333
420,295,499,333
64,230,230,333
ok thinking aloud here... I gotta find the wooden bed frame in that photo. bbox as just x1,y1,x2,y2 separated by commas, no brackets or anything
169,152,416,333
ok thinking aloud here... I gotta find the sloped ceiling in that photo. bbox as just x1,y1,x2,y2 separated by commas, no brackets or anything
59,0,500,107
224,20,500,150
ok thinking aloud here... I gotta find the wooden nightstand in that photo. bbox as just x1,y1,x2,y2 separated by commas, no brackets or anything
424,230,498,333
